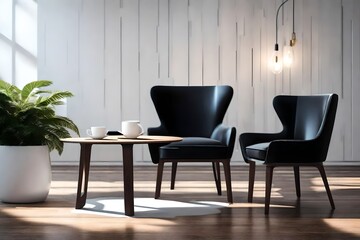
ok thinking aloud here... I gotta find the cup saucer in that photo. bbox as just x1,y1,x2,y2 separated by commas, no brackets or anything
122,135,141,139
88,136,106,140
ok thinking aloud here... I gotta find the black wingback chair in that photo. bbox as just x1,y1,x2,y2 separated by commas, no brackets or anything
239,94,338,214
148,85,236,203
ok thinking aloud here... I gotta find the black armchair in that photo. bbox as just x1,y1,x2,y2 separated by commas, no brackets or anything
239,94,338,214
148,85,236,203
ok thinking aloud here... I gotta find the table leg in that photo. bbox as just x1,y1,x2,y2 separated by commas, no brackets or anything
76,143,92,209
122,144,134,216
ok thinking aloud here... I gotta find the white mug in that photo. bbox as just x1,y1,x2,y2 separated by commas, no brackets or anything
86,126,107,139
121,120,144,138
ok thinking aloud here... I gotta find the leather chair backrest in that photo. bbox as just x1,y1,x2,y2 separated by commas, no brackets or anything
294,96,330,140
150,85,233,137
273,94,338,141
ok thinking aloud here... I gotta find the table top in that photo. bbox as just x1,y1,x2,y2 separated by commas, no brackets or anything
61,135,183,145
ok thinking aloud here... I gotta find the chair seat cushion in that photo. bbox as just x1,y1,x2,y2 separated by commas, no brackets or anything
159,137,228,160
245,142,270,160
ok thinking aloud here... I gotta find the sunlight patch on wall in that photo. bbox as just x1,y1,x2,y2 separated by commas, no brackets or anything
0,39,12,81
15,0,37,57
0,0,37,87
0,0,12,39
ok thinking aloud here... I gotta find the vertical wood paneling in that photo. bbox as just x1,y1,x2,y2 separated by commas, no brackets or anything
281,1,292,94
342,0,354,161
301,0,312,94
188,0,203,85
104,0,122,131
319,0,343,161
236,0,255,135
122,0,140,120
38,0,83,162
78,0,123,162
139,0,159,162
219,0,239,158
38,0,360,164
169,0,188,85
309,0,320,93
290,0,303,94
121,0,142,162
202,0,219,85
263,0,278,132
253,7,266,132
158,0,170,82
351,0,360,162
78,0,106,127
219,0,236,87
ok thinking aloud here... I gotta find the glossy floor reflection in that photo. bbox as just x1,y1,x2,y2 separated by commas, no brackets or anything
75,197,227,218
0,165,359,240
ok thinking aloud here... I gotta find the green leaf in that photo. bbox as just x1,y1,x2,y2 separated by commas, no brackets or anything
37,91,73,107
21,80,52,101
0,80,79,155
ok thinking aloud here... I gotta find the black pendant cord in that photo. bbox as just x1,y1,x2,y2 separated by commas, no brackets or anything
275,0,289,49
291,0,296,46
292,0,295,33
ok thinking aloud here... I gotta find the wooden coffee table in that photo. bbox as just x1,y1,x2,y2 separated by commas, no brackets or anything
61,135,182,216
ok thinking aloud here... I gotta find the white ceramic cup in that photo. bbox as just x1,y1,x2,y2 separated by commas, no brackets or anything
86,126,107,139
121,120,144,138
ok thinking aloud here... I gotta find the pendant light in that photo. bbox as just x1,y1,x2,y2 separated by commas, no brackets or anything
270,0,296,74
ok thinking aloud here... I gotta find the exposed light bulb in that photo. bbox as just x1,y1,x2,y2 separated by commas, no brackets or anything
283,45,294,68
270,44,283,74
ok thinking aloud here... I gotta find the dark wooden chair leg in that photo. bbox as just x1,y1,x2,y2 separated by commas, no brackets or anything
265,165,274,215
248,161,256,203
170,162,177,190
294,166,301,198
155,160,165,199
316,164,335,209
222,160,233,203
212,162,222,195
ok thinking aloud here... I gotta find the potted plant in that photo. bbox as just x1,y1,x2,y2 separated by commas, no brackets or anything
0,80,79,203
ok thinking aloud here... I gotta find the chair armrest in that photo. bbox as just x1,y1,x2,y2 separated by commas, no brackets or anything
147,125,169,164
265,139,327,164
147,126,168,136
239,132,284,163
211,124,236,159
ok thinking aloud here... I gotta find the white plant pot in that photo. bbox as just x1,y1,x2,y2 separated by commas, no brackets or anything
0,145,52,203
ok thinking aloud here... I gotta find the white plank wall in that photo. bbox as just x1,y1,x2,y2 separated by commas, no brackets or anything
37,0,360,165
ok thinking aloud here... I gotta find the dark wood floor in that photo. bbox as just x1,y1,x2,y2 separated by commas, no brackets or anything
0,165,359,239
